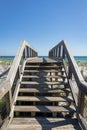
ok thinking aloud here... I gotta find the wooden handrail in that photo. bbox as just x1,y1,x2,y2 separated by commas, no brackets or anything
0,80,10,100
49,40,87,95
49,40,87,129
7,40,37,86
0,40,38,99
0,67,10,78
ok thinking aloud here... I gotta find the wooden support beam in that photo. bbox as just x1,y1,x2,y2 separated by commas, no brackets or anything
68,65,72,79
59,46,61,58
78,90,85,116
62,47,65,59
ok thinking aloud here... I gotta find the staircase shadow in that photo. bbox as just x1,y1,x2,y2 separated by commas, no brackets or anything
36,117,81,130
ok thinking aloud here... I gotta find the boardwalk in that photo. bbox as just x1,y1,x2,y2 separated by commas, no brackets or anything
0,40,87,130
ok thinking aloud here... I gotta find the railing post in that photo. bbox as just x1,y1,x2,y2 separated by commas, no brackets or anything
68,64,72,79
31,49,32,57
31,50,33,57
49,52,51,57
34,52,36,57
23,49,25,59
5,92,11,115
50,51,52,57
53,49,55,57
32,50,34,57
52,51,53,57
54,49,56,57
78,90,85,116
55,48,58,57
28,48,30,57
32,51,34,57
59,46,61,58
33,51,35,57
62,47,65,59
30,48,31,57
25,46,27,59
27,47,29,58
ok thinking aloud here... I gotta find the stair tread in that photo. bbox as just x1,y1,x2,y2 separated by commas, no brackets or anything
8,117,81,130
24,70,65,73
26,58,62,63
22,75,66,78
14,105,75,112
19,88,70,93
17,96,73,102
25,65,62,68
21,81,67,85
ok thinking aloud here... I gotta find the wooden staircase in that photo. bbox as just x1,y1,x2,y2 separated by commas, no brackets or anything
1,40,87,130
7,58,81,130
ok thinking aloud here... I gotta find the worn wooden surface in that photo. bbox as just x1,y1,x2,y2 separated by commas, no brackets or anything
49,40,87,95
22,75,66,78
0,40,85,130
8,118,81,130
17,96,72,102
24,69,65,73
21,81,67,85
19,87,70,93
49,40,87,129
7,40,37,86
0,80,10,100
0,41,38,100
14,105,75,113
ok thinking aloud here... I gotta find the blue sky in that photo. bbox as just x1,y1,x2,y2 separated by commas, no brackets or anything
0,0,87,56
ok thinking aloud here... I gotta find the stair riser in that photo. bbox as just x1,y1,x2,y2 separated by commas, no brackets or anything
16,101,72,107
14,111,75,118
25,63,63,66
24,67,63,71
18,92,68,97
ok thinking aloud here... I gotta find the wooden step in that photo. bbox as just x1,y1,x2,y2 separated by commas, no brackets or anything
25,65,62,67
19,88,70,94
24,70,65,73
25,65,63,68
17,96,73,102
14,105,75,113
22,75,66,79
26,58,43,63
26,58,62,63
21,81,67,85
23,75,39,78
8,117,81,130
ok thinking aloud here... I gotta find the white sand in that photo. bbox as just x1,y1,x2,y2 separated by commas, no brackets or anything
0,65,4,74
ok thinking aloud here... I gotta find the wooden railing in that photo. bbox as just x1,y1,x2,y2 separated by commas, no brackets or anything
49,40,87,130
0,40,38,126
0,67,10,78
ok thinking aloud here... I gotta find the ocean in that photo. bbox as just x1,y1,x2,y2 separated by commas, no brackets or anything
74,56,87,62
0,56,87,63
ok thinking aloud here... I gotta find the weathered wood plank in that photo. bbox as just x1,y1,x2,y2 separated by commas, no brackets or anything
17,96,72,102
9,60,26,118
49,40,87,95
7,40,37,86
0,40,38,99
26,57,60,63
22,75,66,79
0,80,10,100
24,70,65,73
49,40,87,130
8,118,81,130
23,75,39,78
14,105,75,113
21,81,67,85
25,65,63,68
19,88,70,93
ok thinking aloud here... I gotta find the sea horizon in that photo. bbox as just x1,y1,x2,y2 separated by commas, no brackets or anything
0,56,87,62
